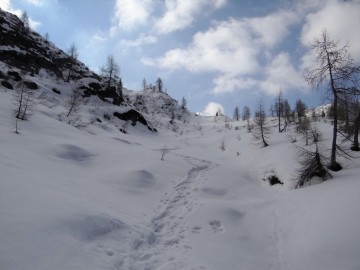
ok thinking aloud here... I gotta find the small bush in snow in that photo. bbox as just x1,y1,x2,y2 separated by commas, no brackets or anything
219,139,226,151
160,146,170,161
295,144,332,188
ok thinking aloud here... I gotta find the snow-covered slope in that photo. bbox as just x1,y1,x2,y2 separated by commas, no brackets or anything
1,85,359,270
0,8,97,80
1,8,360,270
125,87,191,130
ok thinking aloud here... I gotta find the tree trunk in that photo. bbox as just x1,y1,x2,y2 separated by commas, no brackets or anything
330,94,340,170
344,98,350,133
351,112,360,151
16,88,24,119
260,120,268,147
66,104,74,117
328,52,342,171
278,112,281,133
262,132,268,147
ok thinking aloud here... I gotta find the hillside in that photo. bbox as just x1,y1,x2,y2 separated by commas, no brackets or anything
1,8,360,270
0,8,189,134
1,85,360,269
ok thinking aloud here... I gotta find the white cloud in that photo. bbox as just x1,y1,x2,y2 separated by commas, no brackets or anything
144,18,259,74
26,0,44,6
201,102,224,116
0,0,11,10
155,0,227,34
212,75,257,94
0,0,41,29
244,10,298,47
119,35,157,48
0,0,21,16
144,9,300,95
259,52,306,95
29,17,41,30
114,0,153,30
300,0,360,59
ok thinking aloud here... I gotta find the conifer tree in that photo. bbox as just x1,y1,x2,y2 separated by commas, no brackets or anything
233,106,240,121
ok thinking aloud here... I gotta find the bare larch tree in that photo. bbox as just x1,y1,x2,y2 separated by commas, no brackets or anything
305,30,360,171
66,42,78,82
101,55,120,91
253,99,270,147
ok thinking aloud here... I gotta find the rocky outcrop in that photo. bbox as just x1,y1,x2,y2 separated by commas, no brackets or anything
113,109,156,132
0,9,98,81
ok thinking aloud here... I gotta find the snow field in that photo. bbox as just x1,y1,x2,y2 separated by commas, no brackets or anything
1,87,360,270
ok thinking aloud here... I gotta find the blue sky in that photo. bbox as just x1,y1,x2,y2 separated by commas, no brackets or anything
1,0,360,115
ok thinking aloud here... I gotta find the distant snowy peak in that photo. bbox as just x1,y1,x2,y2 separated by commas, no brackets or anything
306,103,332,118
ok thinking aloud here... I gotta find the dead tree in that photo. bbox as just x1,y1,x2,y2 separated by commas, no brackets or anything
61,87,84,127
351,109,360,151
20,11,30,33
66,43,78,82
305,30,360,171
11,79,36,133
101,55,120,91
274,89,284,133
296,116,311,145
242,105,251,132
12,81,35,121
233,106,240,121
253,99,270,147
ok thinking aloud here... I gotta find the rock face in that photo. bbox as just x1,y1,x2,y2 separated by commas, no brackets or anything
0,9,98,81
113,110,156,132
82,84,124,106
0,9,192,133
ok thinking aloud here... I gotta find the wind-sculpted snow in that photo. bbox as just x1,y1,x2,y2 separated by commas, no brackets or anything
122,170,157,189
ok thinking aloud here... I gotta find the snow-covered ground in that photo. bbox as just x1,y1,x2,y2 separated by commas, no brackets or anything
1,85,360,270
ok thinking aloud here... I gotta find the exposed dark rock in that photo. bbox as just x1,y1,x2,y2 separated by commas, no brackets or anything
1,80,13,89
89,82,102,91
98,87,124,105
7,71,22,81
0,9,99,81
52,88,61,94
23,80,38,89
264,175,283,186
83,83,124,106
113,109,156,132
103,114,111,120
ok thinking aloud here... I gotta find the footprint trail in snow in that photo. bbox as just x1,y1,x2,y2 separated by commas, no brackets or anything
115,155,218,270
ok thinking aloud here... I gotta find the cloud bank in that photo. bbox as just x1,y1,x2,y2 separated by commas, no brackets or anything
142,0,360,96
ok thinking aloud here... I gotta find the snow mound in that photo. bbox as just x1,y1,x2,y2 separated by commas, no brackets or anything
122,170,157,189
56,144,94,162
64,214,127,241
